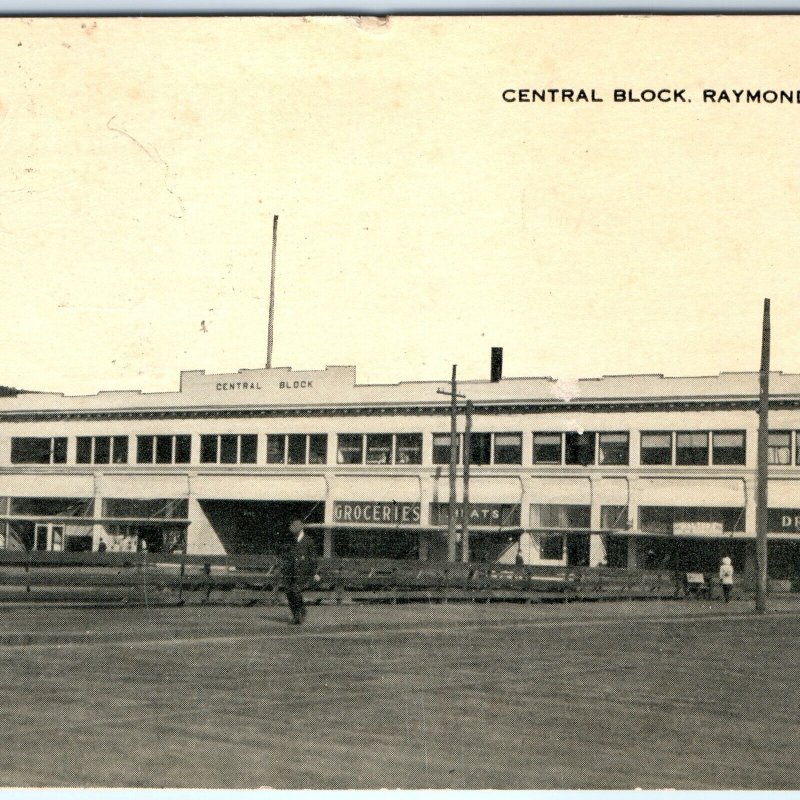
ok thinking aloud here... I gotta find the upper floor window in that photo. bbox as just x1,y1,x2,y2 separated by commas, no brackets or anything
711,431,746,465
598,432,629,466
432,432,521,465
493,433,522,464
640,432,672,465
76,436,129,465
336,434,364,465
395,434,423,465
533,433,562,464
467,433,492,465
565,432,596,466
675,432,709,466
432,433,460,465
11,437,67,465
337,433,419,466
136,435,191,465
267,434,327,465
769,431,792,465
200,434,258,465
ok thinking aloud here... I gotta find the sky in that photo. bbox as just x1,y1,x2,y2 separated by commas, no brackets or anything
1,16,799,395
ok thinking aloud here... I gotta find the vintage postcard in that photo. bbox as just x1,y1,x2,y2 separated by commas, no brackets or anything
0,15,799,790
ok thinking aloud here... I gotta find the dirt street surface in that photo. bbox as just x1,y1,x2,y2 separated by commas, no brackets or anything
1,598,798,789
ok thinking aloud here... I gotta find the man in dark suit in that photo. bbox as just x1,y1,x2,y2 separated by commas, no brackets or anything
281,518,319,624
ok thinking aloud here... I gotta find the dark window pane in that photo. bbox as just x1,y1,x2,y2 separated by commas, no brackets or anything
112,436,128,464
366,434,392,464
395,433,422,465
565,432,596,466
712,431,745,465
641,432,672,465
11,438,52,464
308,434,327,464
287,434,307,465
200,435,218,464
137,436,154,464
533,433,561,464
240,435,257,464
433,433,460,465
76,437,92,464
676,432,709,466
220,434,238,464
541,535,563,560
155,435,173,464
599,432,629,466
467,433,491,465
494,433,522,464
266,434,286,464
174,436,191,464
337,434,363,465
52,438,67,464
94,436,111,465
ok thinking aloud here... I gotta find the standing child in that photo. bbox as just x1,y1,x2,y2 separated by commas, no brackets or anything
719,556,734,603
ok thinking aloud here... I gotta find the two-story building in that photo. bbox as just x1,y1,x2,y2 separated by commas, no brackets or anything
1,359,799,580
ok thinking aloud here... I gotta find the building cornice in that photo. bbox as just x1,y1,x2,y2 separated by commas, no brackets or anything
2,395,800,423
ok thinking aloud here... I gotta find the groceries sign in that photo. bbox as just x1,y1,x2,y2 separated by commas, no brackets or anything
333,501,421,525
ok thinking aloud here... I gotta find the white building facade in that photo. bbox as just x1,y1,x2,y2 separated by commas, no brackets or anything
1,364,800,580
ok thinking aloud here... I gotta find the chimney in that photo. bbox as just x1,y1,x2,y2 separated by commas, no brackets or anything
490,347,503,382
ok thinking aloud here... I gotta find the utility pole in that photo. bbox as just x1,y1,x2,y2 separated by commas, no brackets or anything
447,365,458,562
462,400,473,563
437,366,465,562
266,214,278,369
755,298,770,614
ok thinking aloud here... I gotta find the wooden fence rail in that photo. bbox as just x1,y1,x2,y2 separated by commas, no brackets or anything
0,552,769,605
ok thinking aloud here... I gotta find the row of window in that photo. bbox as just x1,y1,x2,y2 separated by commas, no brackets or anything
10,429,800,468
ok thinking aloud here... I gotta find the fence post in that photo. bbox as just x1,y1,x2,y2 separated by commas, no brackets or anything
177,550,187,605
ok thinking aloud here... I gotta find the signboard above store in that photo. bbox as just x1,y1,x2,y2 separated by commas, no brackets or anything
672,521,724,536
430,503,521,528
333,501,421,525
769,509,800,533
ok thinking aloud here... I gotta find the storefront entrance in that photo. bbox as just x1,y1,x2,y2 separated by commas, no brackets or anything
198,499,324,555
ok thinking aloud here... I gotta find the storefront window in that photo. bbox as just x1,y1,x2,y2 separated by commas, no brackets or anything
600,505,628,529
540,535,564,560
533,433,562,464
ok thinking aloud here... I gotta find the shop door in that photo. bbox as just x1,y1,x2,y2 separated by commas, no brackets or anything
34,523,64,552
